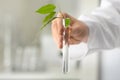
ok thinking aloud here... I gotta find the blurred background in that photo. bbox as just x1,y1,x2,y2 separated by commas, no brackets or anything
0,0,120,80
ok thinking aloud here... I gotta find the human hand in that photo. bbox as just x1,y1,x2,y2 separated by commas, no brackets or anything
51,13,89,49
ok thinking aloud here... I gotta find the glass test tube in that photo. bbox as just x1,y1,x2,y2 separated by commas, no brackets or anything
62,19,69,74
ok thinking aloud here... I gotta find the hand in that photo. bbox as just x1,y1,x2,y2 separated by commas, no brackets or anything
51,13,89,49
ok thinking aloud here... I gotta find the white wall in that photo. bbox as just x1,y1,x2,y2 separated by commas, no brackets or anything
53,0,79,18
53,0,98,18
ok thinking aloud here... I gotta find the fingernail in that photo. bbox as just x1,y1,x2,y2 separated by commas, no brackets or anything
57,12,62,17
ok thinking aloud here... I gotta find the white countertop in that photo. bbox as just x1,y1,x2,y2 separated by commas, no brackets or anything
0,72,81,80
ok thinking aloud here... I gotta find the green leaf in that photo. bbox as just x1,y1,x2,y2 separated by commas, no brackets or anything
40,17,57,30
43,12,56,23
65,18,71,28
36,4,56,14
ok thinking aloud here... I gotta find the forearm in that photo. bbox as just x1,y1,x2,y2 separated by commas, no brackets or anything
79,0,120,50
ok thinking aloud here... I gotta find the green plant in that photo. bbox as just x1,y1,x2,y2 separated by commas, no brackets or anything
36,4,71,30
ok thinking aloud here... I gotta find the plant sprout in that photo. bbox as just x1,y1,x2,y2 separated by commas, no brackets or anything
36,4,71,30
36,3,71,74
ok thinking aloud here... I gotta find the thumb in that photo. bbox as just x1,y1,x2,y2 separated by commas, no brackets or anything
58,12,76,21
57,12,64,18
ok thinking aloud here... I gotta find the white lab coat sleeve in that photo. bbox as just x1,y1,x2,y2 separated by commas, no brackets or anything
79,0,120,51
